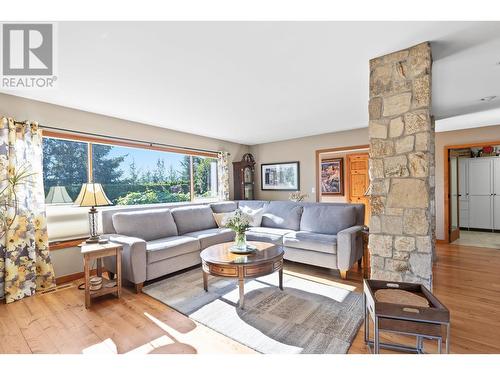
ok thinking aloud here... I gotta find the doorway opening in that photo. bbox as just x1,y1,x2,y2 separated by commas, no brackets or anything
315,144,369,224
444,141,500,248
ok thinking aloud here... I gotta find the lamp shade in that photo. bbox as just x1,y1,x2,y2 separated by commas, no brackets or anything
74,183,112,207
45,186,73,204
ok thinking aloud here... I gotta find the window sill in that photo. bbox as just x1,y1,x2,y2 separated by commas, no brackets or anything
46,200,224,246
49,237,87,251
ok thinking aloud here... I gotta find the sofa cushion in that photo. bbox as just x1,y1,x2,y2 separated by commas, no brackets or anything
112,209,178,241
245,226,293,245
283,231,337,255
184,228,235,249
261,201,303,230
213,212,235,228
300,205,356,235
210,201,238,213
240,206,263,227
238,200,269,211
146,236,201,263
171,205,217,235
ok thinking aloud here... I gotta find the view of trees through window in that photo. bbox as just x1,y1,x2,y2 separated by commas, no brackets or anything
42,137,218,206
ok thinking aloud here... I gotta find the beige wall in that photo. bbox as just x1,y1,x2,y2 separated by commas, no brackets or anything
435,124,500,240
3,92,500,277
0,93,250,199
319,149,369,203
249,128,369,202
250,123,500,241
0,93,249,279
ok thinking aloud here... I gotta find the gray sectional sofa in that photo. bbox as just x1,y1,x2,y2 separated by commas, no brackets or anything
101,200,365,292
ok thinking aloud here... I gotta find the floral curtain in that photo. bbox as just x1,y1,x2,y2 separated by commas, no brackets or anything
217,151,230,201
0,117,56,303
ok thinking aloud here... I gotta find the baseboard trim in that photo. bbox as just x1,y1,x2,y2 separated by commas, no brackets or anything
436,239,448,244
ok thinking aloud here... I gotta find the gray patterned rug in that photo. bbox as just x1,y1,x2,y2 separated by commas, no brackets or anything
143,268,363,354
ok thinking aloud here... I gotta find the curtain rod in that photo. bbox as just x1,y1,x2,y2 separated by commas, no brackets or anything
13,121,229,156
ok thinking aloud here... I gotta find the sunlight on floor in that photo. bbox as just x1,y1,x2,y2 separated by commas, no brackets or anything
82,338,118,354
125,335,176,354
452,231,500,249
81,335,176,355
141,311,254,354
283,269,357,292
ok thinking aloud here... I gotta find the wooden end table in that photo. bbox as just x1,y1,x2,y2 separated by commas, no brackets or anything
80,242,122,309
200,241,284,309
361,226,370,279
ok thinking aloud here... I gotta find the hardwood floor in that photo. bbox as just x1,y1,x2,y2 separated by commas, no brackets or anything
1,242,499,354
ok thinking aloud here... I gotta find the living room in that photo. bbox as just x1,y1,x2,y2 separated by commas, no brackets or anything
1,1,500,373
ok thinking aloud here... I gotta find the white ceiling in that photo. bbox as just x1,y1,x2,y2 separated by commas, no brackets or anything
2,21,500,145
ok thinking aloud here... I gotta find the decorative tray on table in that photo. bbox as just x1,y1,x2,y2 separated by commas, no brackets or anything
229,244,257,254
364,279,450,323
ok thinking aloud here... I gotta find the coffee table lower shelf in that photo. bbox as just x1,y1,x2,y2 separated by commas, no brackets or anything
364,318,450,354
363,279,451,354
202,261,283,309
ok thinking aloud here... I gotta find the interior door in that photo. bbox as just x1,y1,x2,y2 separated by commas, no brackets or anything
449,150,460,242
347,153,369,224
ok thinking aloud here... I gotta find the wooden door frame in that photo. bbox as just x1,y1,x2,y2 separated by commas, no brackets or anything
315,145,369,202
443,140,500,243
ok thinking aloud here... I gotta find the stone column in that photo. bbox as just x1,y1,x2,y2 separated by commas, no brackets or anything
368,42,435,289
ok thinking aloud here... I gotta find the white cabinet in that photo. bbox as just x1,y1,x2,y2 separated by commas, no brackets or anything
469,196,493,229
459,158,468,197
459,209,469,228
458,158,469,228
495,196,500,230
495,159,500,230
468,158,492,196
494,159,500,195
462,157,500,231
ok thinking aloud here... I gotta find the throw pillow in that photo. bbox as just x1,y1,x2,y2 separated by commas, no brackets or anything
213,211,235,228
240,206,263,227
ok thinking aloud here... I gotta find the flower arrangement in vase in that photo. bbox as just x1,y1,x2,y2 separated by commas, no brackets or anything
223,209,252,252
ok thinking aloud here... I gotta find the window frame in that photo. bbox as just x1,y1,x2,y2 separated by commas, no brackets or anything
42,130,220,205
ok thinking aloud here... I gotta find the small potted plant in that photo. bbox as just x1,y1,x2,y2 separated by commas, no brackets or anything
289,191,308,202
223,209,252,252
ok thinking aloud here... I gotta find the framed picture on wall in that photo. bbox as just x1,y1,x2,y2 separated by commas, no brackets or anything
320,158,344,195
261,161,300,191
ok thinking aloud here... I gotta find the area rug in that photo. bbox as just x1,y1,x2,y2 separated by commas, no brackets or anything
143,268,363,354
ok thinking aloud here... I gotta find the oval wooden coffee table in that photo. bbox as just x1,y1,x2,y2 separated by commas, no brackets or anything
200,241,284,309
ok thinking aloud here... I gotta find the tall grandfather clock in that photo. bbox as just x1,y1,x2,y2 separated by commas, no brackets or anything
233,153,255,200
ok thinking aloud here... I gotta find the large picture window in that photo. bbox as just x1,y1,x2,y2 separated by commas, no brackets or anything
42,138,89,202
192,156,218,202
42,135,218,206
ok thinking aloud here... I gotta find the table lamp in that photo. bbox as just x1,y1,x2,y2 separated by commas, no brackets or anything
74,183,112,243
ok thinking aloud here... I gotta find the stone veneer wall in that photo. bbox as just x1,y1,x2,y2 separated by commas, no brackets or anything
368,42,435,289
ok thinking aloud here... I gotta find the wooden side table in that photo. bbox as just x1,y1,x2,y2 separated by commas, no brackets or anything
362,226,370,279
363,279,450,354
80,242,122,309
